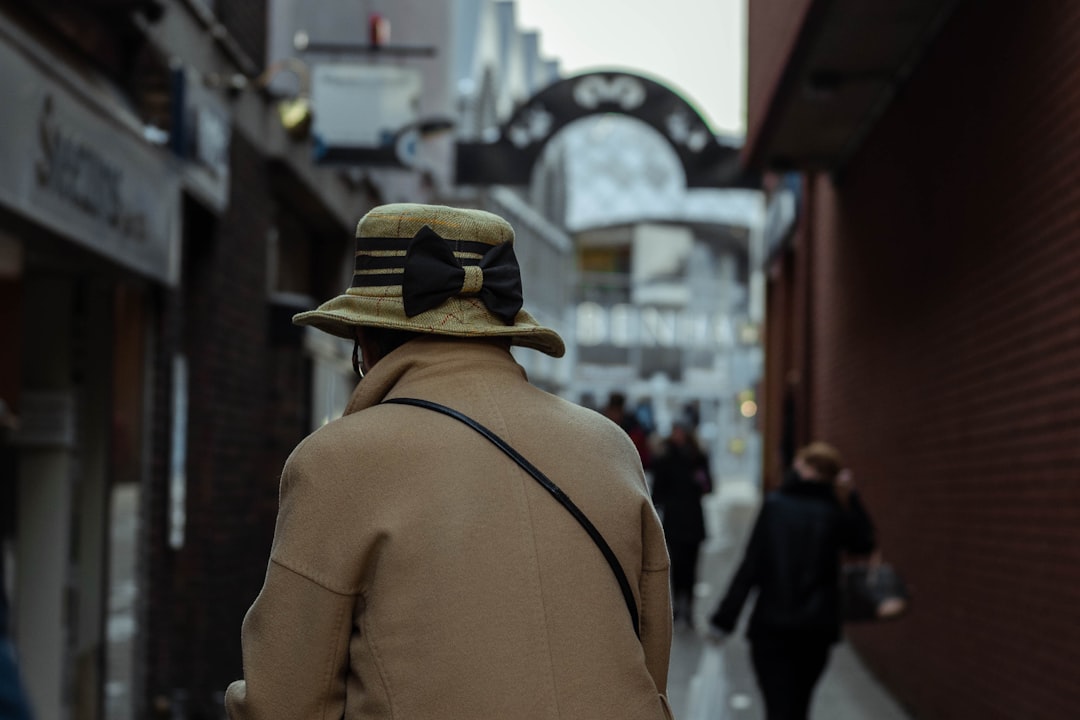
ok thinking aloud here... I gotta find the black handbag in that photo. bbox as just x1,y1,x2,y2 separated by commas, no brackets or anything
381,397,641,639
841,557,910,623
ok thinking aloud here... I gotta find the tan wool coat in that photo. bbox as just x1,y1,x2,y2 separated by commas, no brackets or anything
226,337,674,719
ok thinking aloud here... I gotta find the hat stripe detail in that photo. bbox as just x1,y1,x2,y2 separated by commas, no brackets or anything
355,252,484,271
355,255,408,272
293,203,565,358
351,272,405,287
355,237,499,254
353,255,486,274
352,239,497,287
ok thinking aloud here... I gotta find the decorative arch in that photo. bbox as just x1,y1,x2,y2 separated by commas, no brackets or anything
456,71,747,188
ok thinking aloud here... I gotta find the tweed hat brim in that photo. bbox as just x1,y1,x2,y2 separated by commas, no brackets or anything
292,203,566,358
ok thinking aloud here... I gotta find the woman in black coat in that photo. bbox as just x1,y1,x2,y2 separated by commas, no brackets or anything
650,422,712,629
708,441,876,720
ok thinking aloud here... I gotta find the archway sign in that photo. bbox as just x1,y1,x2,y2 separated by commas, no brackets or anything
456,71,747,188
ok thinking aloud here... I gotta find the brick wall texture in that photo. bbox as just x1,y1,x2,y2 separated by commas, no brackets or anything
788,2,1080,718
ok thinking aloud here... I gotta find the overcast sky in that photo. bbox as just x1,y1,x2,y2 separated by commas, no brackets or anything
513,0,747,136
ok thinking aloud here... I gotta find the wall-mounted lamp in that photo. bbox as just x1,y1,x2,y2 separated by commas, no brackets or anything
256,58,313,140
204,57,311,138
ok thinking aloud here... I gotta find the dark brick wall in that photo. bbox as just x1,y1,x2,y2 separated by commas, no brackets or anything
761,248,789,490
797,2,1080,718
141,280,180,720
762,240,806,491
0,277,21,413
145,133,313,719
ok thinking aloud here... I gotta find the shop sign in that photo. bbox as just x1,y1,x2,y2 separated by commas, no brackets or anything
575,302,746,350
456,71,747,188
310,64,422,166
0,37,180,285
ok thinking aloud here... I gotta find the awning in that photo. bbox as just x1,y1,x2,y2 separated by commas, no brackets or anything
745,0,961,173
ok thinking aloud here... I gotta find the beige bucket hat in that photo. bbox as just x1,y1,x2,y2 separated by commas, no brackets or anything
292,203,565,357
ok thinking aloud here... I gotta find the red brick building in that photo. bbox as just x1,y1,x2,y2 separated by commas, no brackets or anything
748,2,1080,718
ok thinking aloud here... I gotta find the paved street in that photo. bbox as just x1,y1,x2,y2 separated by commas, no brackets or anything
665,487,913,720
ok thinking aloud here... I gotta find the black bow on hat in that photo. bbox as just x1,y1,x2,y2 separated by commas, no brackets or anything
401,225,524,323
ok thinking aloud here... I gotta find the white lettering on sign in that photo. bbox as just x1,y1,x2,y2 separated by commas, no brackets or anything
573,75,646,111
575,302,744,349
507,104,555,148
0,38,180,284
641,307,676,346
35,96,148,243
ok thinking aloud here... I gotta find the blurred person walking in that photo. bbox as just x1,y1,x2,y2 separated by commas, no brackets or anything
225,204,674,720
601,391,652,471
706,442,875,720
650,421,712,630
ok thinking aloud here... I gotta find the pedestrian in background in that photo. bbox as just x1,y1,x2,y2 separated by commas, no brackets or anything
601,391,652,470
225,204,675,720
650,420,712,630
707,441,875,720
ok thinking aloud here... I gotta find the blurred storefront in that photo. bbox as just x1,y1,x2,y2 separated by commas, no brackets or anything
0,6,181,719
0,0,379,717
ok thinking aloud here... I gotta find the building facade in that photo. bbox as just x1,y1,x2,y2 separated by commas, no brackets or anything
0,4,186,719
0,1,710,718
0,0,380,717
568,215,763,481
450,0,574,392
747,2,1080,717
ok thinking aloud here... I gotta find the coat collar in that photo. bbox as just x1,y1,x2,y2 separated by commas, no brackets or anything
343,336,526,416
780,471,838,499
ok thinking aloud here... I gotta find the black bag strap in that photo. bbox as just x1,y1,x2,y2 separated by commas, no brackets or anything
382,397,640,639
